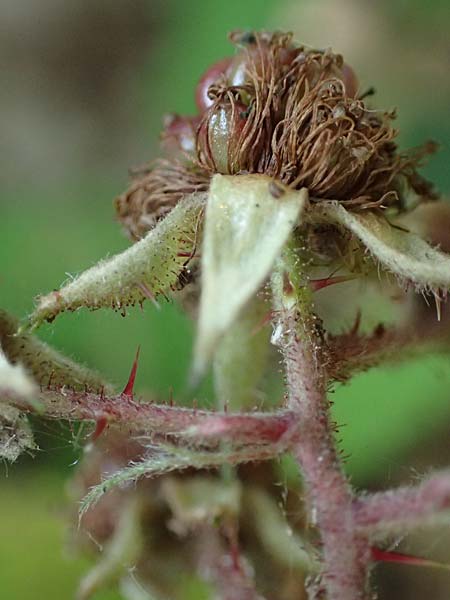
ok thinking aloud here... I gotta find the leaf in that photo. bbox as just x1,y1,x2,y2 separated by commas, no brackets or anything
193,174,307,380
26,194,206,330
313,201,450,292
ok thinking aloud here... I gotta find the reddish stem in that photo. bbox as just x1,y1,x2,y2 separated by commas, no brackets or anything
354,471,450,537
17,387,293,448
280,308,371,599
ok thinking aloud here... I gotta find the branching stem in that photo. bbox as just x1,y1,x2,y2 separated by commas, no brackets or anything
272,244,371,599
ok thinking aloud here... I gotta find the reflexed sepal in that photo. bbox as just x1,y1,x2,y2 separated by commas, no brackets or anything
26,194,206,330
80,443,283,516
313,201,450,293
1,310,110,394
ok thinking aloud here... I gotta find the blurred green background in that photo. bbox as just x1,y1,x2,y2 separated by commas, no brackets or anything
1,0,450,598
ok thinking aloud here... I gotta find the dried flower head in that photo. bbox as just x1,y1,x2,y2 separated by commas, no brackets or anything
116,30,436,240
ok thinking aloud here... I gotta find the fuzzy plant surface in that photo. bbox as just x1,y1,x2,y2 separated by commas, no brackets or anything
2,30,450,600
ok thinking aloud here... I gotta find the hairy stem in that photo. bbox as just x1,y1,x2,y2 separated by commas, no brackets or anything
14,386,293,449
354,470,450,538
327,319,450,383
272,245,371,600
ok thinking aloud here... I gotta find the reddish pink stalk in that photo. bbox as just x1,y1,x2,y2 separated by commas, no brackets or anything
354,471,450,536
22,386,294,449
279,308,371,599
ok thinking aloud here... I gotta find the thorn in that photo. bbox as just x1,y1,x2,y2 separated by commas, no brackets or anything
250,310,275,336
91,416,108,442
371,547,450,571
433,290,442,322
177,252,200,258
136,282,161,310
122,346,141,399
310,274,359,292
350,310,362,335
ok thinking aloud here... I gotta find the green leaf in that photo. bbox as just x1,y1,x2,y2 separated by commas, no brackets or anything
26,194,206,330
314,202,450,292
193,174,307,380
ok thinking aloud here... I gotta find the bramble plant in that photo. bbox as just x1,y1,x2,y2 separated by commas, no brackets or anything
2,30,450,600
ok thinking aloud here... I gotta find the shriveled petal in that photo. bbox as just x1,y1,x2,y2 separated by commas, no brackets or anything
0,403,36,461
193,174,307,380
313,201,450,292
26,194,206,330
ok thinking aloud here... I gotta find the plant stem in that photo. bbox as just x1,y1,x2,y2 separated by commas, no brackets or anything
272,245,371,599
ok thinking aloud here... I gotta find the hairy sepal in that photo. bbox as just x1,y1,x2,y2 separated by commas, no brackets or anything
313,201,450,293
80,443,282,517
1,310,110,397
26,194,205,330
193,174,307,380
